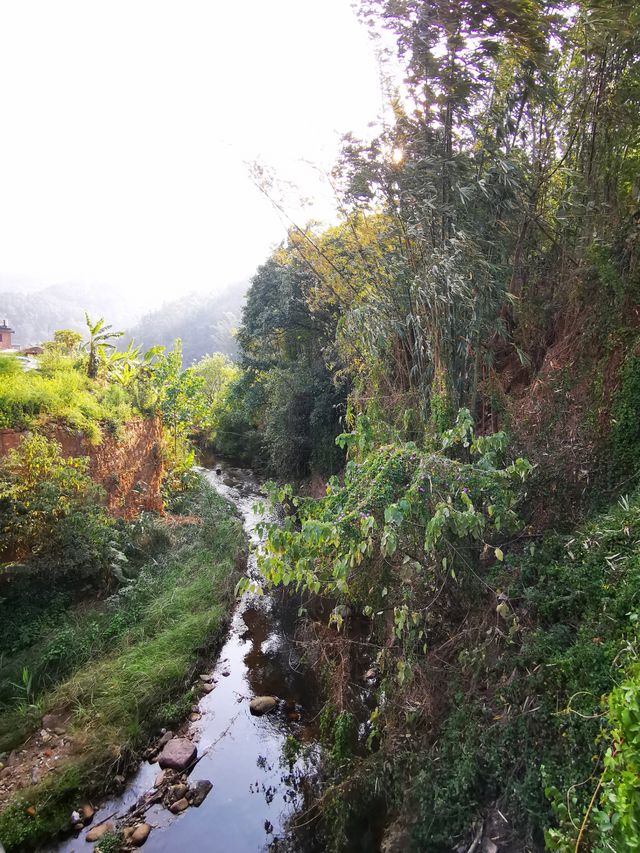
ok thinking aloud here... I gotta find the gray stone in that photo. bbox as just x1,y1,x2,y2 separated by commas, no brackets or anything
189,779,213,807
158,737,197,771
249,696,278,716
157,730,174,748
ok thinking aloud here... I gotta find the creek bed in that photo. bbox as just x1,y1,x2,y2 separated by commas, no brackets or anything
50,462,319,852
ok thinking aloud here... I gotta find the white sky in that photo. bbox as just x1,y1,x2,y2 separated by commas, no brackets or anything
0,0,385,305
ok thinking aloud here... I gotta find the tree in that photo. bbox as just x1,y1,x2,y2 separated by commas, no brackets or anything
151,341,207,458
44,329,82,356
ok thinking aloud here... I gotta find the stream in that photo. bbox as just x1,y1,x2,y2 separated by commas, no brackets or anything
49,461,320,852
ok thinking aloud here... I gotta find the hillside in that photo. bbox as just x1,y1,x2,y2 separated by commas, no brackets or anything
0,281,148,347
125,284,247,365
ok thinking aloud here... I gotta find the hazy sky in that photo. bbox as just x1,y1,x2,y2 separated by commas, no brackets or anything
0,1,385,304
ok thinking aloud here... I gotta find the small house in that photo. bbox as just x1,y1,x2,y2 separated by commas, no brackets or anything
0,320,14,350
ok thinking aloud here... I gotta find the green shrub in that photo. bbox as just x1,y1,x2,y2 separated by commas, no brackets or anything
0,434,113,577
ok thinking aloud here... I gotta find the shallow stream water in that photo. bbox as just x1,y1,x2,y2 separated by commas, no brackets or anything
50,461,319,853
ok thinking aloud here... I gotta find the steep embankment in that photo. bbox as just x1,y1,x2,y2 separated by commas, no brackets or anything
0,416,164,519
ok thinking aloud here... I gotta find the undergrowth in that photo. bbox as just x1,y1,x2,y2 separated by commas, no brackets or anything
290,450,640,851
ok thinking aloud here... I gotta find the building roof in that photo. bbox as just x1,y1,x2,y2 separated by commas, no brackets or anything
0,319,14,332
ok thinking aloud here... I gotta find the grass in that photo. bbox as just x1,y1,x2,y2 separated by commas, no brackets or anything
0,353,133,440
0,478,245,851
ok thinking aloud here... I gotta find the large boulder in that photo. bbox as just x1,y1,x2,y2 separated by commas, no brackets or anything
249,696,278,716
158,737,197,771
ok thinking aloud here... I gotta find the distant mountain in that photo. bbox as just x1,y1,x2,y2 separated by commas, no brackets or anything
0,281,148,347
125,283,248,365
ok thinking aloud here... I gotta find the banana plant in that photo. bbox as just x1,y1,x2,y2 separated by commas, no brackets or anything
83,313,124,379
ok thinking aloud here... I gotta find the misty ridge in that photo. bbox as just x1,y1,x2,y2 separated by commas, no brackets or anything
0,280,247,362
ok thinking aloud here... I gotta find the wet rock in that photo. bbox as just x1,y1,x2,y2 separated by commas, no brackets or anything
221,669,230,677
157,730,174,748
85,821,113,842
124,824,151,846
130,823,152,846
188,779,212,807
154,770,166,788
158,737,197,771
199,674,213,683
201,683,214,694
168,783,188,802
189,712,201,722
250,696,278,716
81,804,94,822
169,796,189,814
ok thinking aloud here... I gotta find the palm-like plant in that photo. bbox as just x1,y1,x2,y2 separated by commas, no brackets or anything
83,313,124,379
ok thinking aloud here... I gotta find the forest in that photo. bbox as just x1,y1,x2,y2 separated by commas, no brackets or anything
2,0,640,851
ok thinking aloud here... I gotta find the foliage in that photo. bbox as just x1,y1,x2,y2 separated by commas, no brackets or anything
253,411,530,650
192,352,241,441
609,352,640,477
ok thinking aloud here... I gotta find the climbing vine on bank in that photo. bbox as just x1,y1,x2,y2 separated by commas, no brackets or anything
247,411,531,651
